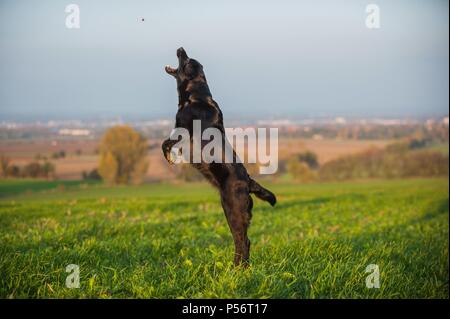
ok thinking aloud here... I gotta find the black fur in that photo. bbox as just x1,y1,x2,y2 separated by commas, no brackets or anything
162,47,276,266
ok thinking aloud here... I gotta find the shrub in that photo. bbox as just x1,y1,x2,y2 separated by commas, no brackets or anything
287,158,318,182
286,151,319,182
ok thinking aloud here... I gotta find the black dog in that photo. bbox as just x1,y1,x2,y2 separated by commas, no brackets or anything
162,47,276,266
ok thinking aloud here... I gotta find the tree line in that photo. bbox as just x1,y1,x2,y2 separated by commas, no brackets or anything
2,127,448,184
1,156,55,179
285,139,448,182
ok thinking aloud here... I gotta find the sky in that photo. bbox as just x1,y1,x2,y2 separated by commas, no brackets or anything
0,0,448,121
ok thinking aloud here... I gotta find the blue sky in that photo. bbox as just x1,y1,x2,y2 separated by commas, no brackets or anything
0,0,448,120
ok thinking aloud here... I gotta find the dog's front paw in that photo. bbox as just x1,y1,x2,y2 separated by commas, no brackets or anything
163,146,180,165
162,141,173,164
165,150,176,165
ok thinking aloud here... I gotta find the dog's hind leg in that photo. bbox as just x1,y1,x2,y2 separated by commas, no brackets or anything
220,182,253,267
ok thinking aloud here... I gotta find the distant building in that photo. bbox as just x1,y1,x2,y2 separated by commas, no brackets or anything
312,134,323,140
335,117,346,124
257,119,292,126
58,129,90,136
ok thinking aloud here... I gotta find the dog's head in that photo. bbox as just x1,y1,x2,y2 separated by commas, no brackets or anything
165,48,211,106
165,47,205,82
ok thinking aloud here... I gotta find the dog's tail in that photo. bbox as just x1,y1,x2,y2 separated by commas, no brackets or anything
249,178,276,206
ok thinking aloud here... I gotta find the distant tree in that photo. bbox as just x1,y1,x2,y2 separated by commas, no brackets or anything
297,151,319,169
99,152,118,184
82,168,102,181
23,162,42,178
52,150,66,159
6,165,20,178
41,161,55,179
287,158,317,182
131,159,150,184
276,159,288,175
0,155,10,178
408,138,428,150
285,151,320,182
0,158,54,179
98,126,149,184
385,141,410,153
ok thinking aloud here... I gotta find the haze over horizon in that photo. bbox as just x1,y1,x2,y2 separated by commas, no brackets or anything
0,0,448,121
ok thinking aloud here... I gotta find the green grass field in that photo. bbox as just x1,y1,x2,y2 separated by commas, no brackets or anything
0,178,448,298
